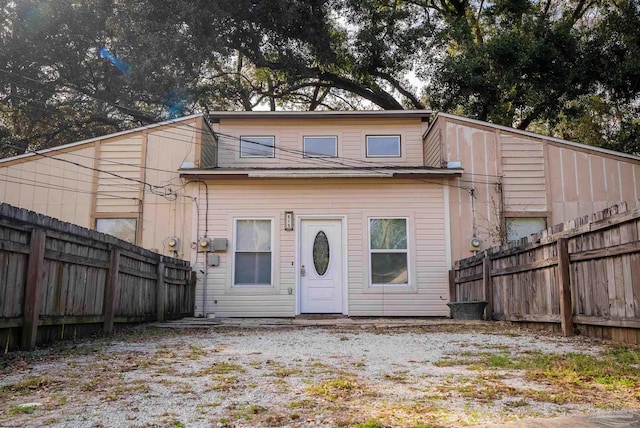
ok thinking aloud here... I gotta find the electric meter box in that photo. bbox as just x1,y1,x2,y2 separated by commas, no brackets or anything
212,238,228,252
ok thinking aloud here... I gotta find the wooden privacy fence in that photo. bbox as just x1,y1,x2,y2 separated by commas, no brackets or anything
0,204,195,351
451,203,640,344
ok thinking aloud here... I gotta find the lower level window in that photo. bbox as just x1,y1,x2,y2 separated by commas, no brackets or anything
234,219,272,285
369,218,408,286
506,217,547,241
95,218,137,244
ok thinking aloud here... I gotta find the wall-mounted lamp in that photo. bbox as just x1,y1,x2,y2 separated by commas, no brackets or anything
285,211,294,231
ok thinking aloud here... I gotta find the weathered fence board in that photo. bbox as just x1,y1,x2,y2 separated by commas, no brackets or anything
0,203,194,351
451,202,640,344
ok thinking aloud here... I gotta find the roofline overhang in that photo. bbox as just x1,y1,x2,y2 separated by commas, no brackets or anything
179,167,462,180
208,110,433,122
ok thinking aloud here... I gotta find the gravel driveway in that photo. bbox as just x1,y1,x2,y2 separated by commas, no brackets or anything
1,324,638,427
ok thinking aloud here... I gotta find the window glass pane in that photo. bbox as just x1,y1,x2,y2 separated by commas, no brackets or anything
236,220,271,251
370,218,407,250
313,231,330,276
234,252,272,284
506,217,547,241
304,137,337,157
96,218,137,244
366,136,400,157
371,253,408,284
240,136,274,157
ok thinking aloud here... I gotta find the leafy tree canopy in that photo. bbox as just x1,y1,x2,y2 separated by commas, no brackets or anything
0,0,638,157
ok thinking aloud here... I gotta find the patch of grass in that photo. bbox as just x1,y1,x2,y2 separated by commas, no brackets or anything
288,399,315,409
197,402,221,411
104,383,150,401
207,375,239,392
383,372,409,383
232,404,267,421
154,347,178,359
8,404,39,415
268,367,301,377
438,347,640,398
1,376,56,397
184,344,206,360
195,362,246,375
354,419,386,428
306,377,362,401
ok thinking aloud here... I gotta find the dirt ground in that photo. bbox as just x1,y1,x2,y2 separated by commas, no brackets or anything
0,324,638,427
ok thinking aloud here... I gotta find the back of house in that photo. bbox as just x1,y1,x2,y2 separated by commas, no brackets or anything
1,110,639,317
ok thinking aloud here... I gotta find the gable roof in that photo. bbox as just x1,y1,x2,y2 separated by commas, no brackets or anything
0,113,211,165
431,112,640,163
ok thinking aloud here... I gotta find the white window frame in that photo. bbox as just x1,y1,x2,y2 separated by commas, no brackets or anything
368,217,410,287
239,135,275,158
366,135,401,158
232,218,274,287
303,136,338,158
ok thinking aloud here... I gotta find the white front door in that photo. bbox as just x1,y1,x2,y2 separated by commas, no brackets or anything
300,219,344,313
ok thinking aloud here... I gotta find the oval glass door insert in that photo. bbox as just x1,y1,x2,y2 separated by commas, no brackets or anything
313,231,330,276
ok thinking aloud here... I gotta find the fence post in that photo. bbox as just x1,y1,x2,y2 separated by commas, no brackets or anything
189,271,197,315
103,248,121,335
21,228,46,351
156,257,166,322
483,251,493,321
448,269,456,302
557,238,574,336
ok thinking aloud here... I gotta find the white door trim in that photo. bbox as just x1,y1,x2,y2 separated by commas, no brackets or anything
295,215,348,315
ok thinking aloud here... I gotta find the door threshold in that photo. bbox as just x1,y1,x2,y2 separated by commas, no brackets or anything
296,314,348,320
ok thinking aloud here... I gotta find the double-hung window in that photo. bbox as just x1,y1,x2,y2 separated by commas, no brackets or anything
366,135,401,157
303,136,337,157
234,219,273,286
240,136,275,158
369,218,408,286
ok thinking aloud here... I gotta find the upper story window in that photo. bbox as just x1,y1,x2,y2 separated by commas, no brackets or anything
303,136,338,157
366,135,401,157
240,136,275,158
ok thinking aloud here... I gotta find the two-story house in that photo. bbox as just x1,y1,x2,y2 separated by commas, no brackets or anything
1,110,639,317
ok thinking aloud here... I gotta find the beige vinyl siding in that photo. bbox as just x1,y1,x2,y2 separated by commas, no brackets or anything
546,144,640,223
195,178,448,317
427,114,640,262
500,134,547,212
95,135,143,213
0,146,96,226
141,122,199,258
441,119,502,261
200,121,218,168
215,118,425,168
424,125,442,167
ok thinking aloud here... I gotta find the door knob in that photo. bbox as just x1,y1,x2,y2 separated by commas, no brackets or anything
300,265,306,276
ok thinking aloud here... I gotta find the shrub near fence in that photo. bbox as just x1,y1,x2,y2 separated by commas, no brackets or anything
0,204,195,351
451,202,640,345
